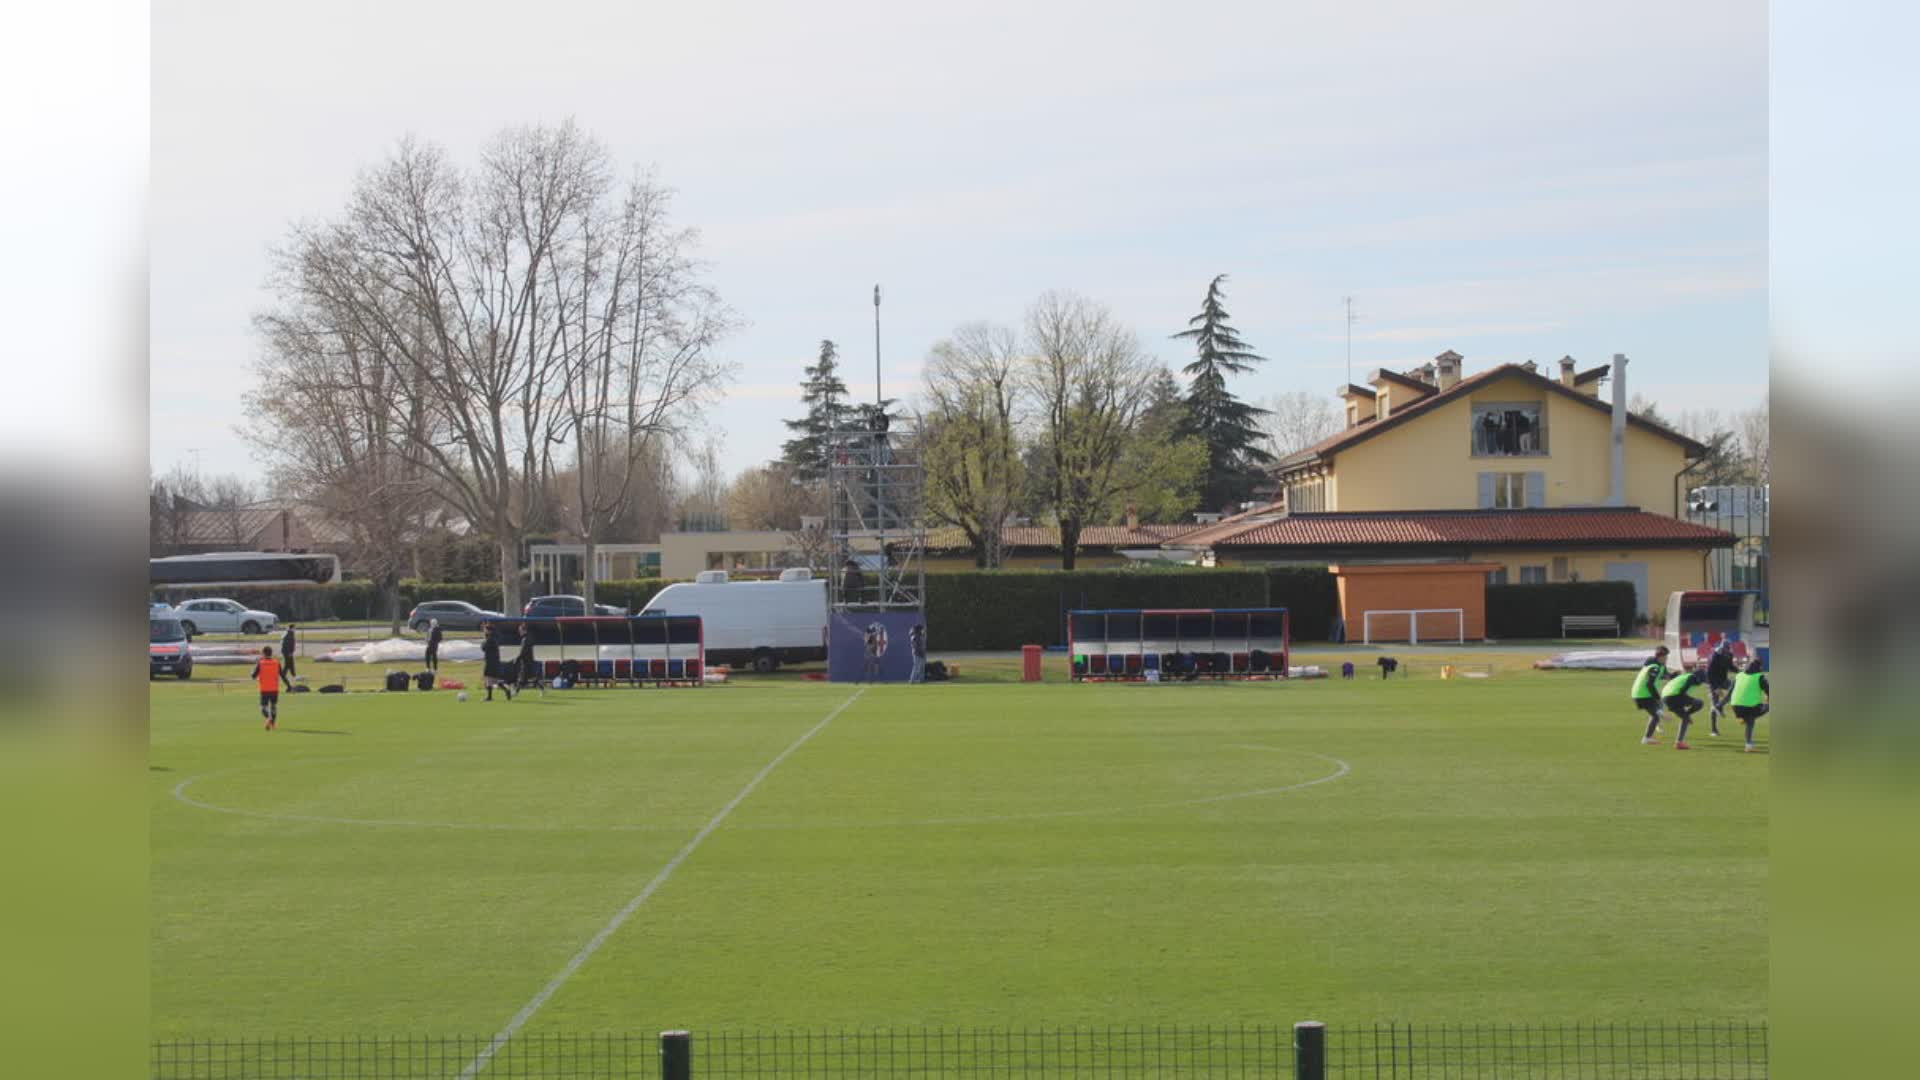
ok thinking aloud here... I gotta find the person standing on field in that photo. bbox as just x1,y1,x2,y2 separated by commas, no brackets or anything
279,623,297,681
516,622,543,696
1729,657,1769,753
481,624,513,702
424,618,443,674
1705,639,1737,725
1631,645,1671,745
250,645,283,730
909,622,927,684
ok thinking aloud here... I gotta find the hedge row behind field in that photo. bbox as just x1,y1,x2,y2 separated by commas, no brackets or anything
924,567,1319,650
1485,581,1638,639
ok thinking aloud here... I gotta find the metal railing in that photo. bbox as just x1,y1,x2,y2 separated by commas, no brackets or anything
151,1022,1768,1078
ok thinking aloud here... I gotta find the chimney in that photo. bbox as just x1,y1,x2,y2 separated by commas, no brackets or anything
1558,355,1576,387
1125,503,1139,531
1434,350,1462,391
1608,353,1629,506
1415,362,1437,385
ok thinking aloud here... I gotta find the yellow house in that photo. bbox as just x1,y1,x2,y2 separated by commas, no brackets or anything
1178,353,1737,620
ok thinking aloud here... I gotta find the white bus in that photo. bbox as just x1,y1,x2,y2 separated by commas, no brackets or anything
150,552,342,588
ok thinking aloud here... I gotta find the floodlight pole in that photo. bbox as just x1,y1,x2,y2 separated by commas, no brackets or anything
873,284,882,408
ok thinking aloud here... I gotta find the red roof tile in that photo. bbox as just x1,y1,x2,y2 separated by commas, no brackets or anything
925,523,1203,552
1274,363,1707,472
1197,508,1735,549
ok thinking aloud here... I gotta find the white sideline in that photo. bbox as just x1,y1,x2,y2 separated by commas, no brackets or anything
457,688,866,1079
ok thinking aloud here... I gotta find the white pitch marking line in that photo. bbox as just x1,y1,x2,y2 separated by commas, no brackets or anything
457,688,865,1079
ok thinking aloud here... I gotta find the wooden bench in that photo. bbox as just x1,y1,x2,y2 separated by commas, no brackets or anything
1561,615,1620,638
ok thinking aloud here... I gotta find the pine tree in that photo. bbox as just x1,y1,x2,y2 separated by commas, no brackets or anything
780,340,851,482
1172,274,1273,511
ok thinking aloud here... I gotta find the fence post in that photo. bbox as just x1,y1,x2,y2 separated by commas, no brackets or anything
1293,1021,1325,1080
659,1030,691,1080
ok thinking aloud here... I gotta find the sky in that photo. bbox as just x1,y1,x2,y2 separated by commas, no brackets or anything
150,0,1767,486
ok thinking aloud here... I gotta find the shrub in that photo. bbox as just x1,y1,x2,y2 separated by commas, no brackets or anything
1262,567,1339,641
1485,581,1637,639
925,567,1271,650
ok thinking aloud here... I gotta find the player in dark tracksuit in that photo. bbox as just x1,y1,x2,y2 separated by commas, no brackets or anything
1705,640,1737,733
515,624,542,696
481,625,513,701
279,624,297,680
424,619,443,674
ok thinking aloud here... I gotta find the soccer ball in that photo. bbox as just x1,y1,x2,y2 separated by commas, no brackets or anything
456,691,469,703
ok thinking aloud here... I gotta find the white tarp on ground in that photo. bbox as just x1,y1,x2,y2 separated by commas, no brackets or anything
1533,649,1650,670
315,638,486,664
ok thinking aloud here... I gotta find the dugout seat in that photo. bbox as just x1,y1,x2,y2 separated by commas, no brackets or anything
1142,653,1159,671
1248,650,1270,673
1124,654,1143,676
667,659,685,680
649,658,668,679
613,659,632,679
543,660,562,678
1106,654,1126,676
1211,651,1231,675
1231,652,1250,673
1089,654,1108,676
686,659,702,680
596,660,615,680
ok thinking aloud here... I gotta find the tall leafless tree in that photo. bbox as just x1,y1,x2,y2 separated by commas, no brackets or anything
919,322,1024,567
1258,389,1342,464
253,122,730,613
1019,292,1158,569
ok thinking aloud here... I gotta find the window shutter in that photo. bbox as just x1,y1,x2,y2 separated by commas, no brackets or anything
1477,472,1496,509
1525,472,1546,508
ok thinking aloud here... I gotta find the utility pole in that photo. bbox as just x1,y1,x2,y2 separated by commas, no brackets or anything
1342,297,1358,385
873,284,883,408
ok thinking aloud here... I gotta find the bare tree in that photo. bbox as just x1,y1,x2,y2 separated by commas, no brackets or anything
726,463,823,530
920,321,1024,567
1258,389,1341,463
1738,394,1769,486
553,173,733,607
1019,292,1158,569
677,436,731,532
254,122,723,613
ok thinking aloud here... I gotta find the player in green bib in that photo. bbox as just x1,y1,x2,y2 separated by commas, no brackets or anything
1659,668,1709,749
1630,645,1671,745
1729,658,1769,753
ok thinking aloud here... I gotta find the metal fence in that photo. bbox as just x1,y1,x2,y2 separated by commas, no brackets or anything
151,1023,1768,1079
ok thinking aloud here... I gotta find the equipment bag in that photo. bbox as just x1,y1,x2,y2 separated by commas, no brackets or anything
385,671,410,692
414,671,435,690
318,683,346,694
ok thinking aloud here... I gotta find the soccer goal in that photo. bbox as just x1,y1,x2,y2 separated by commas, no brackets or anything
1361,608,1465,645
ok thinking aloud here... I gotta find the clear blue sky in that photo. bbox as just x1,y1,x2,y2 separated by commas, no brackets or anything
150,0,1766,486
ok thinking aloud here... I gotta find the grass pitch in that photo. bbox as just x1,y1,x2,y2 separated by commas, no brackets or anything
151,660,1765,1039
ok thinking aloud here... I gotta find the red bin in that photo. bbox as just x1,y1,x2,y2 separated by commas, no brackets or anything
1022,644,1044,682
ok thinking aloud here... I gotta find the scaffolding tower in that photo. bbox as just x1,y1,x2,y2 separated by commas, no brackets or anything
825,411,926,613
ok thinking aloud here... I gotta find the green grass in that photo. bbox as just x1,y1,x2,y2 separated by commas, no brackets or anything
151,665,1765,1041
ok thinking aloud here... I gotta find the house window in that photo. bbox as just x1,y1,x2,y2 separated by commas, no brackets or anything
1487,567,1509,586
1286,479,1325,512
1472,402,1546,456
1518,565,1549,584
1479,471,1544,509
1552,556,1570,581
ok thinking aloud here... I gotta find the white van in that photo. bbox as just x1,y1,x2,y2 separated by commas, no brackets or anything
640,568,828,673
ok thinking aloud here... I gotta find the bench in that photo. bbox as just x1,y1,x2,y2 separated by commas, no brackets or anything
1561,615,1620,638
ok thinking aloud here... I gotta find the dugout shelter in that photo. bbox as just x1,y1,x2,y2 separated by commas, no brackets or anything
482,614,705,687
1068,608,1291,682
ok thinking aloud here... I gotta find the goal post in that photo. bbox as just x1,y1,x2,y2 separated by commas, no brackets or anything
1361,608,1465,645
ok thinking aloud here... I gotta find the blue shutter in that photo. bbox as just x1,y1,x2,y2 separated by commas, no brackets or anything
1525,472,1546,508
1477,472,1496,508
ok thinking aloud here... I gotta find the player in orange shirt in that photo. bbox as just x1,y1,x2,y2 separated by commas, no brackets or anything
251,645,284,731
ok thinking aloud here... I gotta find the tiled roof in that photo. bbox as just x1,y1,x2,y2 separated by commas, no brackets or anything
1274,363,1707,472
925,523,1202,552
1198,508,1737,549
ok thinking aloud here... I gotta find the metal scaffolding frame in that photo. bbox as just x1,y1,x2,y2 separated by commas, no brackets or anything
825,412,926,613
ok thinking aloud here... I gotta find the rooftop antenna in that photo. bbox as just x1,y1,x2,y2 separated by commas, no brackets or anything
1342,297,1362,385
873,284,883,409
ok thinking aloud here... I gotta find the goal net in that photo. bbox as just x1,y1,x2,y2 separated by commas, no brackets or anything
1361,608,1465,645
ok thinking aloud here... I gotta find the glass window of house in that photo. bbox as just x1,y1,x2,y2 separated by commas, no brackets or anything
1472,402,1546,455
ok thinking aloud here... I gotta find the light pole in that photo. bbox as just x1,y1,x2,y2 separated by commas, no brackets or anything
872,284,882,409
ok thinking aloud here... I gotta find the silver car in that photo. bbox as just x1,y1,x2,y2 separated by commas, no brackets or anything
172,598,279,636
407,600,505,633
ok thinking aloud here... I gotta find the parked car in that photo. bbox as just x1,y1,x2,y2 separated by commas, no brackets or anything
523,595,628,618
150,616,193,679
172,598,279,636
150,601,174,617
407,600,506,633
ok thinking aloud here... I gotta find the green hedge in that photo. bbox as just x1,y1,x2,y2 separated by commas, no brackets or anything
1264,567,1341,642
1486,581,1637,639
925,567,1276,650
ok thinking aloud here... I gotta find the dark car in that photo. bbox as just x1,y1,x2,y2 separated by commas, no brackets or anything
523,595,628,618
407,600,506,633
150,616,193,680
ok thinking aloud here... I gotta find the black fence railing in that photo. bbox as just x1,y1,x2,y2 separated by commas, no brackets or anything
150,1022,1769,1079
